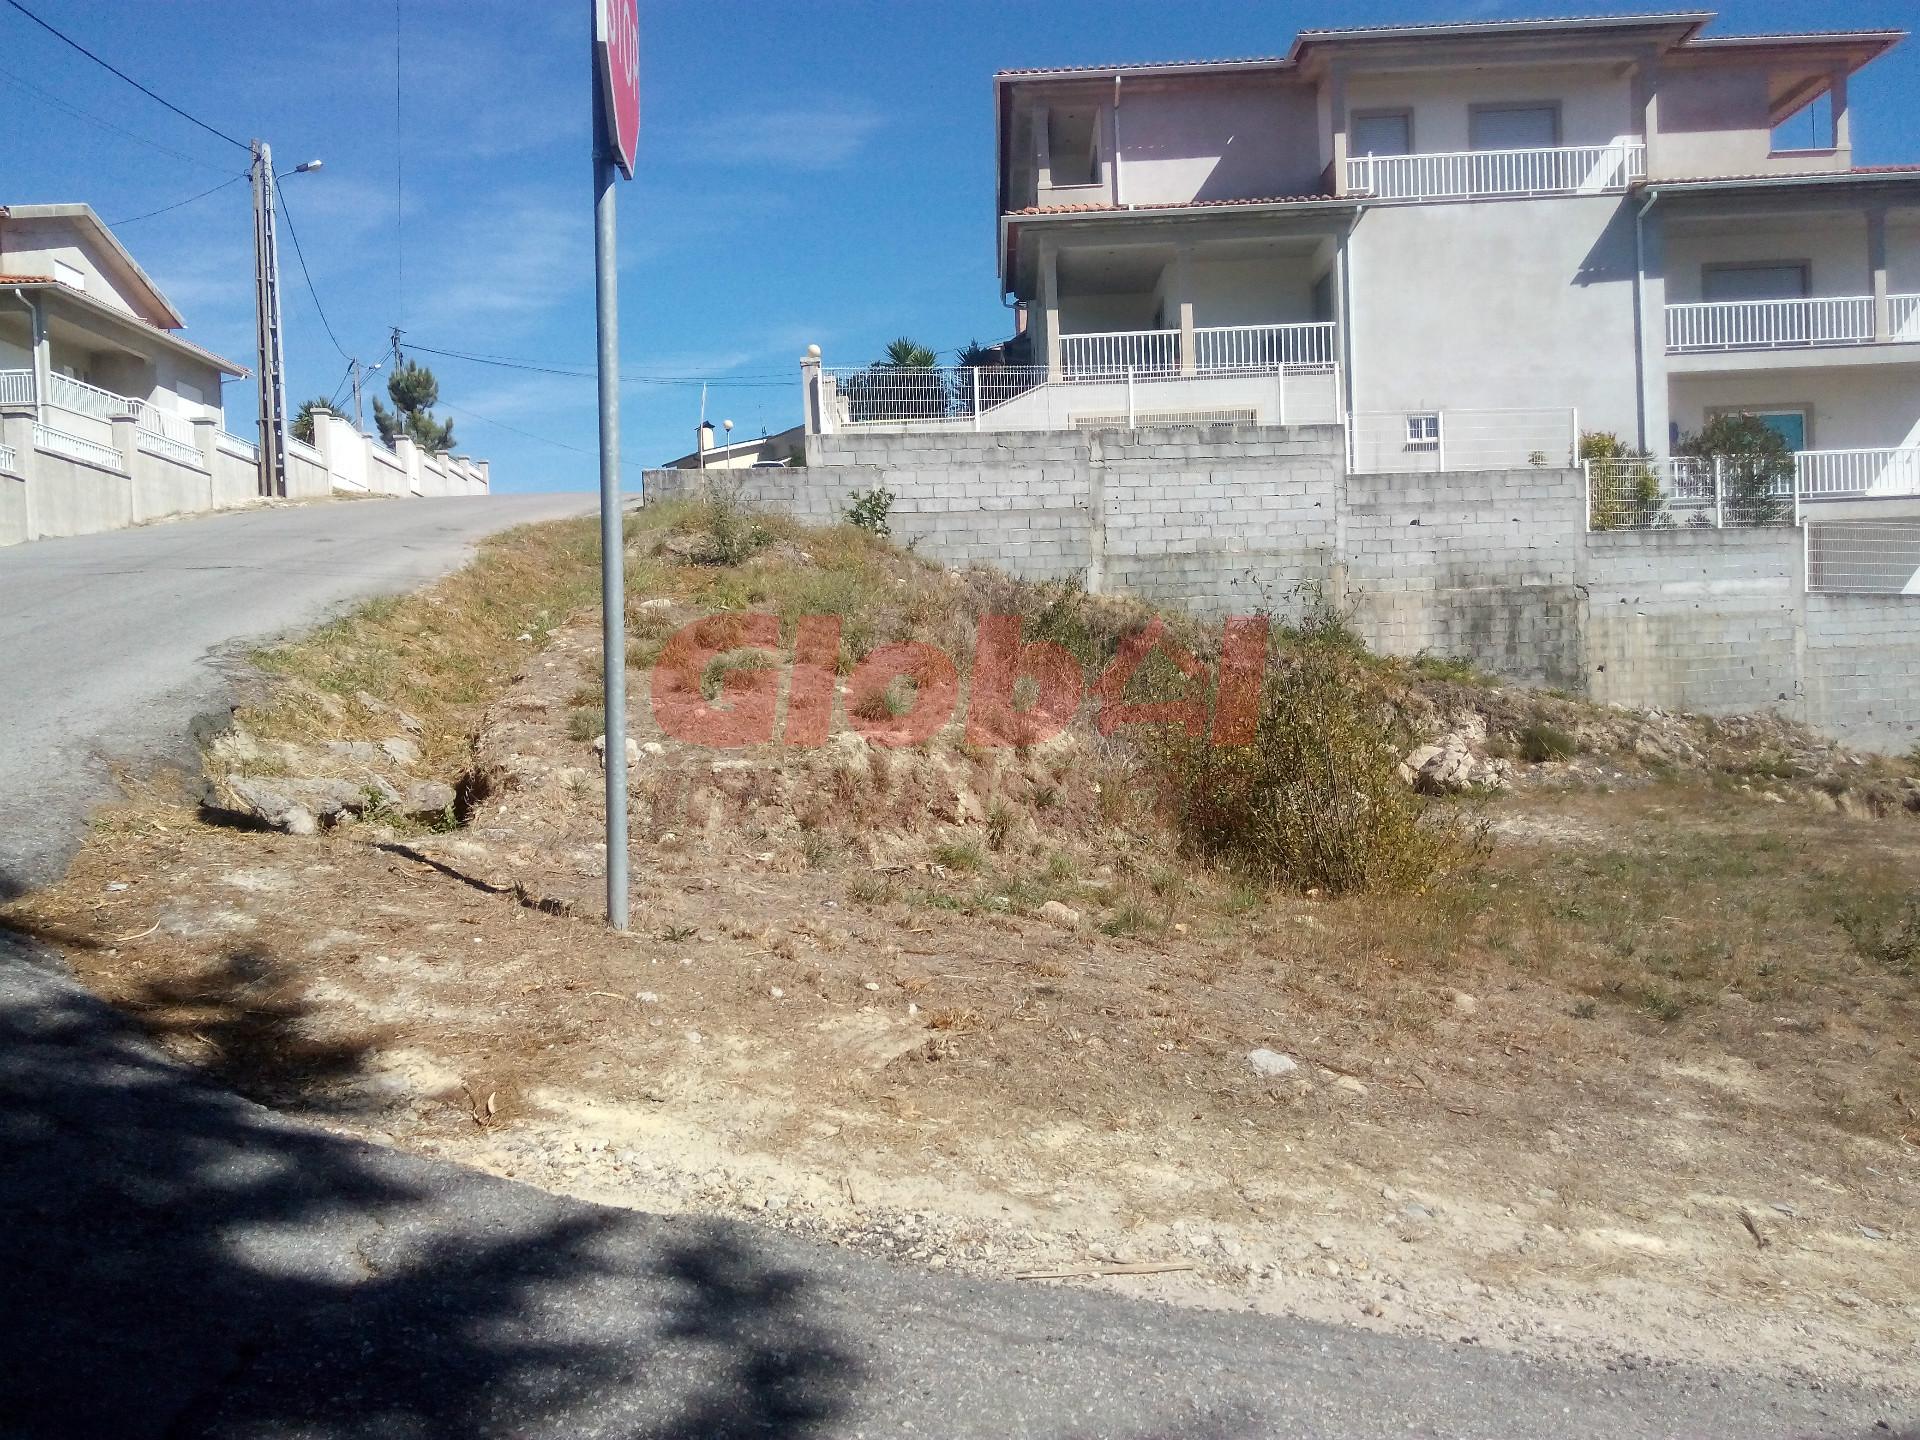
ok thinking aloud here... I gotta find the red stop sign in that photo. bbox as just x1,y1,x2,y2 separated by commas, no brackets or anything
595,0,640,179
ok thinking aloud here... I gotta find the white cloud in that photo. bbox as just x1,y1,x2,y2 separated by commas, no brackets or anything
662,104,882,172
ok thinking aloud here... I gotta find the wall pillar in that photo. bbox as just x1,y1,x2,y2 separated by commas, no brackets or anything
1173,245,1197,376
394,434,422,495
109,411,138,474
191,414,217,473
1040,239,1062,381
1326,64,1350,194
800,351,828,435
1868,205,1890,341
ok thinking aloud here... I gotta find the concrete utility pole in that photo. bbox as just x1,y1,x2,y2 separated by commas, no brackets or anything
250,139,289,498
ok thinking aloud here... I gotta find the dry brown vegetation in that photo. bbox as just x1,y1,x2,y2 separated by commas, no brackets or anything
9,493,1920,1390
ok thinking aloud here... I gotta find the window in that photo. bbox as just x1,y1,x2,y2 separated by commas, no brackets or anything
1351,110,1412,158
53,257,85,291
1406,412,1441,451
1771,91,1836,154
1702,262,1809,302
1706,406,1811,451
1469,103,1560,151
1046,107,1101,187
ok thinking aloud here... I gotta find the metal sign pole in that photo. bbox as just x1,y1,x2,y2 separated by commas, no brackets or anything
592,77,630,932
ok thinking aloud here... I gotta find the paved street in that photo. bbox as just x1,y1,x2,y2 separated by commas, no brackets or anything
0,499,1911,1438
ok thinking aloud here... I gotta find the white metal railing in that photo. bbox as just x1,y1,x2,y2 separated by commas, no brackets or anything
1586,455,1797,530
0,369,33,406
0,442,16,474
216,430,258,462
1891,293,1920,339
137,428,203,467
1348,407,1578,474
134,404,195,444
1345,141,1645,202
1666,296,1875,352
34,420,123,470
1193,322,1336,370
46,371,141,420
1062,329,1181,377
1797,447,1920,500
818,363,1344,432
287,435,324,467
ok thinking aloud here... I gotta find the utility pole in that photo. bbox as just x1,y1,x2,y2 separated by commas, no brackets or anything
250,139,289,498
350,358,365,432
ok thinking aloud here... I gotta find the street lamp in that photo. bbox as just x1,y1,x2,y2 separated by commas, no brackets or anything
722,418,733,466
250,145,323,497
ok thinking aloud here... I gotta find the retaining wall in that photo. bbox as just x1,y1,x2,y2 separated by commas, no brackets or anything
644,423,1919,753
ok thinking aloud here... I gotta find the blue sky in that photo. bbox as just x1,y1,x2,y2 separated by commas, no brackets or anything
5,0,1917,492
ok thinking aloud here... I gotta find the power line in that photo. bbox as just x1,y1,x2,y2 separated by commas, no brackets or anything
274,184,352,362
108,175,246,227
0,61,235,175
2,0,249,153
434,397,646,470
403,342,794,387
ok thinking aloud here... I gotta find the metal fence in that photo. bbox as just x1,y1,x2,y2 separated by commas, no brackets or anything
1061,330,1179,377
1344,141,1644,201
1586,456,1797,530
0,370,33,406
34,420,122,471
1807,519,1920,594
136,428,202,467
217,431,258,462
1347,407,1578,474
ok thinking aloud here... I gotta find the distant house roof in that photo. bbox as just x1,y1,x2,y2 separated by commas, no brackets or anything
0,203,187,329
658,423,805,471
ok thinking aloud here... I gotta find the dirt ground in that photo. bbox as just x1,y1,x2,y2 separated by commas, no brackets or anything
19,601,1920,1398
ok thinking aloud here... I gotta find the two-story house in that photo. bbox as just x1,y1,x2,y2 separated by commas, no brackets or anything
992,11,1918,484
0,203,246,464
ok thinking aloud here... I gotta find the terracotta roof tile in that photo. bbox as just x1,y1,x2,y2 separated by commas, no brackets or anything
0,273,53,284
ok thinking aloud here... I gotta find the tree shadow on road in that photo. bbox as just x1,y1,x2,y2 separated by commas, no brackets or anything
0,934,858,1438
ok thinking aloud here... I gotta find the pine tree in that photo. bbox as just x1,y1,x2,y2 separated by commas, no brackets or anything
372,359,456,452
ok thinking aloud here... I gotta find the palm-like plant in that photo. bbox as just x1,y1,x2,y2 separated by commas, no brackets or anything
882,337,937,369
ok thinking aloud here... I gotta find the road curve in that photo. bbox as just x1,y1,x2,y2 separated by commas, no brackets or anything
0,497,1909,1438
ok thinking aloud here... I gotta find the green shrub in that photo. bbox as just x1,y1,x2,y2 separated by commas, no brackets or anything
1581,430,1663,531
1149,647,1485,896
846,486,895,536
1838,899,1920,979
1519,723,1578,763
692,492,773,565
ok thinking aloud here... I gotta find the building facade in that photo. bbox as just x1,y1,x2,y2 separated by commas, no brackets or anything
987,12,1917,474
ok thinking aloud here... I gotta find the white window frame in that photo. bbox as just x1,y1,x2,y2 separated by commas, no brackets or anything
1350,108,1414,158
1406,412,1441,451
1468,101,1562,151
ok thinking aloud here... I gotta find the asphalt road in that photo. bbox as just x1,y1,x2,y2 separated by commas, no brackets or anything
0,499,1911,1438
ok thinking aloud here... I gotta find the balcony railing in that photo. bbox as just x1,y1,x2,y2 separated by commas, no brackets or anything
1061,329,1181,377
1892,293,1920,339
1345,142,1646,202
48,371,142,421
1060,322,1334,378
0,370,33,406
1193,322,1336,370
0,442,17,474
1666,296,1876,352
1798,446,1920,500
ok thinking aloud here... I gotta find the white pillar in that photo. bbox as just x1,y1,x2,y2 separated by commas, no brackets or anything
1040,240,1062,382
1868,206,1890,341
28,294,50,425
1173,246,1196,376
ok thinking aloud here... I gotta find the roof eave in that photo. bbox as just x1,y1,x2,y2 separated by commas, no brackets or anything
14,279,248,376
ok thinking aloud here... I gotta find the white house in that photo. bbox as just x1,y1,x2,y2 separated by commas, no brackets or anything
806,12,1919,502
0,203,489,545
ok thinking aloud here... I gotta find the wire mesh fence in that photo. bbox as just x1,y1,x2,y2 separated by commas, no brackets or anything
1586,457,1797,531
1807,519,1920,595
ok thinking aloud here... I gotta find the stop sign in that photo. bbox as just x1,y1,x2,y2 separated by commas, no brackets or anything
595,0,640,179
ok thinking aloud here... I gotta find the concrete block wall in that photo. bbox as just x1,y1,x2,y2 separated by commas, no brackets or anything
644,422,1920,752
1582,530,1804,715
1802,594,1920,755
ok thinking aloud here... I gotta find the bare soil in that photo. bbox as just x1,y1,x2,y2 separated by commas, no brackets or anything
19,600,1920,1396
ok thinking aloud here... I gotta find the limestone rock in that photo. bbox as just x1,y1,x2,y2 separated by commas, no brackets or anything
381,736,423,767
1037,900,1081,929
1247,1048,1299,1079
594,734,641,770
402,781,457,819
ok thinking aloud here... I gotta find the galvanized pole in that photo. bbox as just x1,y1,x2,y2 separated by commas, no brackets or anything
592,77,630,931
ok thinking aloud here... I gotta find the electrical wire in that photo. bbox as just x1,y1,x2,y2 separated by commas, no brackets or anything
275,183,353,362
2,0,249,153
434,398,646,470
404,342,794,387
0,61,235,175
108,175,246,227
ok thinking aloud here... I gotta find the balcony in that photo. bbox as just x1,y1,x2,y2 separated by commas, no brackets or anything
1059,322,1336,379
1664,296,1920,353
1344,142,1646,203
